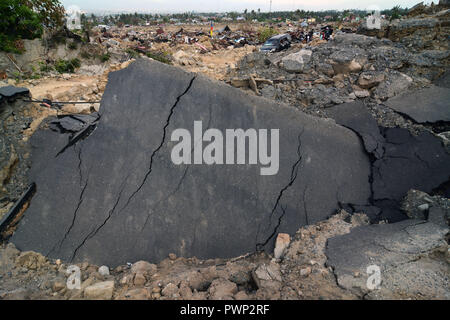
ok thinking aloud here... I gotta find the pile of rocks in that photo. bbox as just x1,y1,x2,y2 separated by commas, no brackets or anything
229,13,449,130
2,192,447,300
0,86,33,223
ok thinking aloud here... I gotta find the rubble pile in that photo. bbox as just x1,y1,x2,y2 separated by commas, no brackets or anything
1,190,448,300
359,4,450,80
230,7,449,133
0,87,33,222
95,24,261,53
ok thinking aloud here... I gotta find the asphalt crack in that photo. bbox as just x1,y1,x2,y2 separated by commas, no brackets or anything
256,130,304,251
69,76,197,261
46,146,88,258
70,182,127,262
119,75,197,213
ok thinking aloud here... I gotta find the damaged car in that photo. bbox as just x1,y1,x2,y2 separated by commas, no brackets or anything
260,34,291,53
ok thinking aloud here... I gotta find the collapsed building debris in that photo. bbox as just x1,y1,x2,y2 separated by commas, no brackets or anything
230,15,449,127
0,86,33,212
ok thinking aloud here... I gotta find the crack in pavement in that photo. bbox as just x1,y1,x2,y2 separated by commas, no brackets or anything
70,181,128,262
332,122,388,220
119,75,197,214
303,186,309,225
259,204,288,251
136,95,213,239
138,166,189,235
46,146,88,258
256,130,304,251
53,176,89,256
55,120,99,158
69,76,197,261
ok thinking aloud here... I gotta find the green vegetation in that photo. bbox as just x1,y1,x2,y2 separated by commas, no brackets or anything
24,0,65,29
68,41,78,50
99,53,111,62
145,51,172,65
0,0,64,53
54,58,81,73
389,5,402,21
125,48,139,59
0,0,43,53
80,51,92,60
258,27,278,43
39,61,53,72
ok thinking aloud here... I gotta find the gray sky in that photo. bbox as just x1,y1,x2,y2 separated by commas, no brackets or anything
61,0,436,13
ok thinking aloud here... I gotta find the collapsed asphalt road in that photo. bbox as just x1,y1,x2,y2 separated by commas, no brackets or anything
325,101,450,221
9,59,450,267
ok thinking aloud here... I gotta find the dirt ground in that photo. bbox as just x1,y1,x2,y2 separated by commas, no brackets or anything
0,212,365,300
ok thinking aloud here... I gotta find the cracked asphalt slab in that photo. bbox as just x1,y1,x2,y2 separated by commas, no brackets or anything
326,101,385,160
325,215,449,298
10,59,373,266
326,101,450,222
385,85,450,124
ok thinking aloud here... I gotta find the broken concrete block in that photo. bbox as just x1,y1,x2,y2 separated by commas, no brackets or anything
331,59,362,74
83,280,114,300
130,261,157,276
357,71,385,89
61,103,92,114
274,233,290,259
10,59,375,266
372,128,450,210
326,101,385,159
230,78,249,88
327,101,450,221
374,71,412,100
326,214,449,298
281,49,312,73
252,262,282,291
98,265,110,276
385,85,450,123
0,86,29,99
354,89,370,98
208,278,238,300
161,283,179,297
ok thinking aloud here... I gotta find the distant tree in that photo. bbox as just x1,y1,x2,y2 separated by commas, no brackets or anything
228,12,238,20
390,5,402,21
90,13,97,25
24,0,65,29
0,0,44,52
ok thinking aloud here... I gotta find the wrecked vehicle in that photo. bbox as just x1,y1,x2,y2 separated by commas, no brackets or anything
260,34,291,53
